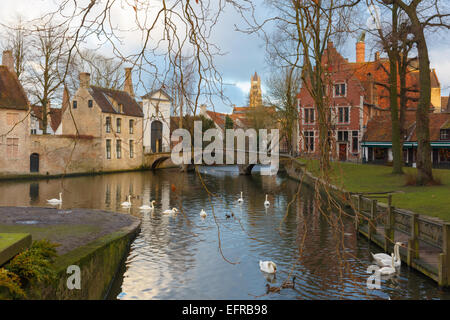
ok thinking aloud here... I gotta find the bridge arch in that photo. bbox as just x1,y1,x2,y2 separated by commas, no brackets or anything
151,156,170,170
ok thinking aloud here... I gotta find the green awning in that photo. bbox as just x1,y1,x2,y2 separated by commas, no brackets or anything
361,142,450,148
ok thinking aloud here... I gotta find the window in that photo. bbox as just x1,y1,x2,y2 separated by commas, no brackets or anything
117,118,121,133
116,140,122,159
440,129,450,141
304,108,315,124
106,139,111,159
304,131,314,152
338,131,349,142
88,100,93,108
73,100,77,109
106,117,111,133
129,140,134,158
334,83,346,97
129,119,134,134
338,107,350,123
6,138,19,159
119,104,124,113
352,131,359,153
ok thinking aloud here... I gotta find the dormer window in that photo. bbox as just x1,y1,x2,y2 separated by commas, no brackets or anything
441,129,450,141
73,100,77,109
119,104,124,113
88,100,93,108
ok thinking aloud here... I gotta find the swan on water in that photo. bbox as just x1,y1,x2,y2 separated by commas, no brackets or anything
139,200,156,211
372,242,403,268
379,254,396,276
237,191,243,204
47,193,62,205
121,195,132,207
200,209,207,218
259,260,277,274
163,208,178,215
264,194,270,208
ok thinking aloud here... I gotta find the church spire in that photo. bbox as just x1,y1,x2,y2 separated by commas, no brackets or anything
249,72,262,108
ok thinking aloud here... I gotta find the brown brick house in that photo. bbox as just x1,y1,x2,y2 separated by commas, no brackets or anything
0,51,32,175
62,72,144,172
297,41,379,162
362,112,450,168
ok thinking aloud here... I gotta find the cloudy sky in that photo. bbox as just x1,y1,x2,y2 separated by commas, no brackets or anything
1,0,449,114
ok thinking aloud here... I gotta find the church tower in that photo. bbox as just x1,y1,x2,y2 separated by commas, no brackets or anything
249,72,262,108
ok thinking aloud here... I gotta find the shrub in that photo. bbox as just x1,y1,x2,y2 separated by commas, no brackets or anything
2,239,60,295
0,268,25,299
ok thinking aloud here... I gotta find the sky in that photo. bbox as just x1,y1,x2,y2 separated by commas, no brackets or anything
0,0,449,114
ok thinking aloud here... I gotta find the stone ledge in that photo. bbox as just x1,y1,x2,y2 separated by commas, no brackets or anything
0,233,32,266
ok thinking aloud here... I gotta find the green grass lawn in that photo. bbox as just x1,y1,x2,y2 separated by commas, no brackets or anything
299,159,450,221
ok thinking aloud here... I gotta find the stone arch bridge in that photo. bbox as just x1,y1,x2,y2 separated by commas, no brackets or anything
143,149,292,175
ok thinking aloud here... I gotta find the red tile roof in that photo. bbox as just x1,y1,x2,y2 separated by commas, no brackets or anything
31,105,62,132
205,110,226,130
0,66,29,110
89,86,143,117
364,112,450,142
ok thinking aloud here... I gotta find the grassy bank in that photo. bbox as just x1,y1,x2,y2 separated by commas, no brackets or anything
299,159,450,221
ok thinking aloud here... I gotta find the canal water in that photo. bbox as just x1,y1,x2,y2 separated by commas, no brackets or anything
0,167,449,300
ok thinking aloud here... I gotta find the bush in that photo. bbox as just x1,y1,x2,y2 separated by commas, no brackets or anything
0,268,25,299
0,239,59,298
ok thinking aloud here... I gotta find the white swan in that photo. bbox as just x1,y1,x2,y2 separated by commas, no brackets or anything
264,194,270,208
379,243,402,268
121,195,132,207
259,260,277,274
237,191,243,204
372,242,402,268
47,192,62,205
379,254,396,275
139,200,156,211
200,209,207,218
163,208,178,215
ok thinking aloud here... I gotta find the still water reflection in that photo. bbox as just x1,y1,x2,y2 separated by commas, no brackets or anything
0,167,448,300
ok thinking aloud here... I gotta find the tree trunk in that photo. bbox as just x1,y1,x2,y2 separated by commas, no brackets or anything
388,4,403,174
393,0,434,185
388,54,403,174
415,28,433,185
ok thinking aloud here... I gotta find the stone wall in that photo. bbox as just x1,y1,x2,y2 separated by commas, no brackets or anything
0,109,31,176
29,135,103,176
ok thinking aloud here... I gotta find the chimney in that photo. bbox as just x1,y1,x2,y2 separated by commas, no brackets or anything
200,104,207,115
2,50,15,74
124,68,135,98
356,41,365,63
375,51,380,61
79,72,90,88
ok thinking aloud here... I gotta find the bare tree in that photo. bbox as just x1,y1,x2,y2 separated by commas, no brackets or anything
74,50,124,89
25,21,74,134
384,0,450,185
1,17,28,80
266,66,302,155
